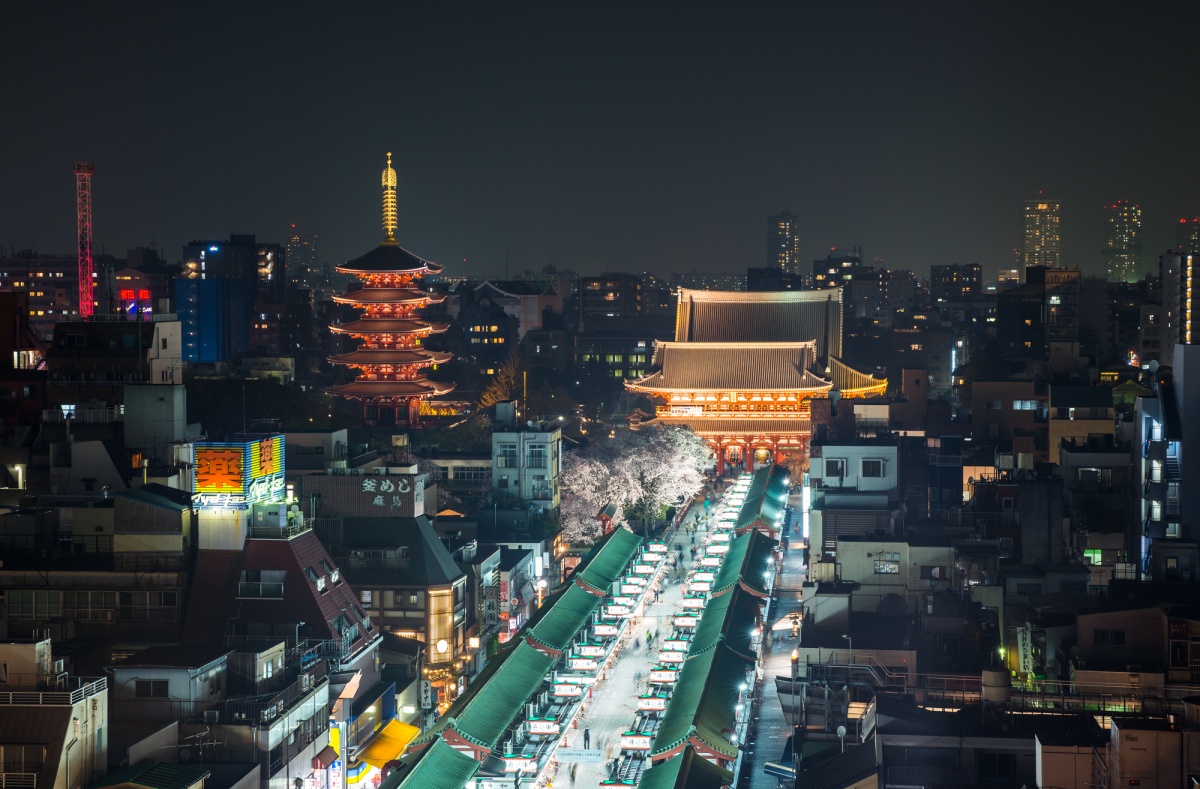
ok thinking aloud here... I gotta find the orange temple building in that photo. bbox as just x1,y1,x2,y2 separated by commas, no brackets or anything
626,288,885,474
328,153,455,426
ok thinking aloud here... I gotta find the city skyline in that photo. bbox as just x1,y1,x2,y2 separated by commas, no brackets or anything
1,3,1197,281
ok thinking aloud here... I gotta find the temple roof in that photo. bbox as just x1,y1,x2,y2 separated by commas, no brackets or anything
650,417,812,435
328,379,457,397
829,356,887,392
328,348,452,366
332,287,446,305
632,342,831,392
336,242,444,275
674,287,842,359
329,318,450,336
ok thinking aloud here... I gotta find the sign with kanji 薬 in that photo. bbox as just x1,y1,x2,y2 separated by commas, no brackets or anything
192,439,287,510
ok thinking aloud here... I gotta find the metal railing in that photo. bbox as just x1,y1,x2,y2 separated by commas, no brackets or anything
216,662,328,724
0,773,40,789
0,675,106,706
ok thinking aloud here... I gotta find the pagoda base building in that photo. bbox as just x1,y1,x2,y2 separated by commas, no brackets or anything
626,288,885,474
328,153,456,426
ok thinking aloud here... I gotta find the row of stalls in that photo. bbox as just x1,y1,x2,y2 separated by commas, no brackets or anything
606,469,787,788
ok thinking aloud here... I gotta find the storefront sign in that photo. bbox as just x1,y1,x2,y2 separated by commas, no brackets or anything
681,596,706,610
420,680,432,710
578,644,606,658
649,668,678,683
700,556,721,568
568,656,599,671
619,733,653,750
632,563,655,575
528,718,560,735
1017,626,1034,674
637,695,667,712
483,586,499,627
330,760,343,789
193,438,287,510
594,622,619,637
606,604,630,617
552,682,583,697
502,756,537,773
647,542,667,553
663,638,688,651
689,580,712,593
674,615,698,628
659,650,685,664
692,571,715,582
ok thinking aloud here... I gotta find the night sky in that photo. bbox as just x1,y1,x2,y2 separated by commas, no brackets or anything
3,3,1197,280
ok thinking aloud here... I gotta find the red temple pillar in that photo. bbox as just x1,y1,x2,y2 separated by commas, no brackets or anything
714,438,725,476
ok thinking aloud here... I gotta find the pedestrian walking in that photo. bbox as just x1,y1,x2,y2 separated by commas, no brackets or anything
583,727,591,749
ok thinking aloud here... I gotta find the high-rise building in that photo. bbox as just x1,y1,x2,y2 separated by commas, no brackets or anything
1178,217,1200,257
1102,200,1143,283
767,211,802,274
1160,251,1200,366
1022,194,1061,272
286,226,319,288
929,263,983,303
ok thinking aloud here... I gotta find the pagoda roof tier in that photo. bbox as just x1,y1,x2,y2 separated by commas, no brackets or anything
829,356,888,394
651,416,813,435
328,348,452,366
629,342,831,393
328,379,457,398
329,318,450,336
332,287,446,305
336,241,444,275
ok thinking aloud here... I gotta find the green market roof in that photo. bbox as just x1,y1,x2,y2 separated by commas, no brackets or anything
687,587,762,660
388,737,481,789
637,744,734,789
528,583,605,652
446,640,554,749
575,527,642,592
735,464,789,532
651,643,754,761
711,530,777,598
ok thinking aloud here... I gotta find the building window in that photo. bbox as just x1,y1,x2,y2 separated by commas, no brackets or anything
408,593,419,606
985,401,1002,410
874,560,899,574
861,459,884,478
824,459,845,478
1093,628,1125,646
135,679,169,698
361,590,373,605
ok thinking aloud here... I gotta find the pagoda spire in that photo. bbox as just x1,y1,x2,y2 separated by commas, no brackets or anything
382,151,398,244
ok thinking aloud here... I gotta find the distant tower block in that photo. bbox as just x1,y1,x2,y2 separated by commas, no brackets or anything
74,161,95,318
327,153,457,427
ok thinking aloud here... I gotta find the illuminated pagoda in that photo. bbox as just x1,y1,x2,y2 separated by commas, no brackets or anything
627,288,886,474
328,153,455,426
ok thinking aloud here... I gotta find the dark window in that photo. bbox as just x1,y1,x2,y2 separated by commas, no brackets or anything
135,679,168,698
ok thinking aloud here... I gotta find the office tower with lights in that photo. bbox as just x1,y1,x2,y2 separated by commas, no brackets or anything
1023,195,1061,272
767,211,802,275
1178,218,1200,257
1102,200,1143,283
286,227,319,288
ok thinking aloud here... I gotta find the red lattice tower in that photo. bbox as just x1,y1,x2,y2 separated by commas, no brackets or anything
74,162,95,318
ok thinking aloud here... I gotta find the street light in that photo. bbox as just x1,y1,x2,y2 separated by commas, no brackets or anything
842,633,851,664
836,724,847,753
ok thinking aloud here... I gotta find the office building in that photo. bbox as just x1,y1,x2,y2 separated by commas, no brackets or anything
286,227,319,288
1178,217,1200,257
1102,200,1143,283
929,263,983,303
767,211,802,275
1160,251,1200,366
1023,195,1061,271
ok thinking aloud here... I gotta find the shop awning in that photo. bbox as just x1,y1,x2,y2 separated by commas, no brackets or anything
355,720,420,769
313,745,338,769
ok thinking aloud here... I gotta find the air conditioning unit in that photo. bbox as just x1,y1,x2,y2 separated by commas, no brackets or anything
203,709,221,724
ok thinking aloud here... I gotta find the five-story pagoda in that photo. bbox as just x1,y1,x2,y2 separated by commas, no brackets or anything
328,153,455,426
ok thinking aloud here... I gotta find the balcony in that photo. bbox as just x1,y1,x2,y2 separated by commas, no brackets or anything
0,674,107,706
216,661,328,725
0,773,41,789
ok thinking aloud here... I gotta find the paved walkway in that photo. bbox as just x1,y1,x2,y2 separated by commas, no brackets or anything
560,502,706,787
739,530,807,789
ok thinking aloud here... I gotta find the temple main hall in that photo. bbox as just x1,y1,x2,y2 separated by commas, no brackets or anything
626,288,885,474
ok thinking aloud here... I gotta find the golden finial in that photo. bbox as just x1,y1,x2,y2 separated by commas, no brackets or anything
381,152,398,243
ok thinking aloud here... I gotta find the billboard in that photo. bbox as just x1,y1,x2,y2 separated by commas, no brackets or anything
193,437,286,509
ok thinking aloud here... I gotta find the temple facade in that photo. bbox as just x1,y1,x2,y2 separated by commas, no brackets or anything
328,153,455,426
626,288,885,474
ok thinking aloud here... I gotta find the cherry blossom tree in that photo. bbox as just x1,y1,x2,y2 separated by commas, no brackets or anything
558,424,711,544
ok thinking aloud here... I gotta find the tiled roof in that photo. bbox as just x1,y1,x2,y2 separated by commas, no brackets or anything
648,417,812,435
449,640,554,749
527,583,604,653
328,380,457,397
329,318,449,335
237,531,372,649
829,356,886,392
332,288,446,305
736,465,789,535
336,242,443,275
389,738,480,789
575,527,642,593
675,288,842,360
91,761,212,789
651,642,754,760
634,342,830,392
475,280,557,297
637,744,734,789
687,587,760,659
342,516,464,587
327,349,451,366
711,531,777,599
